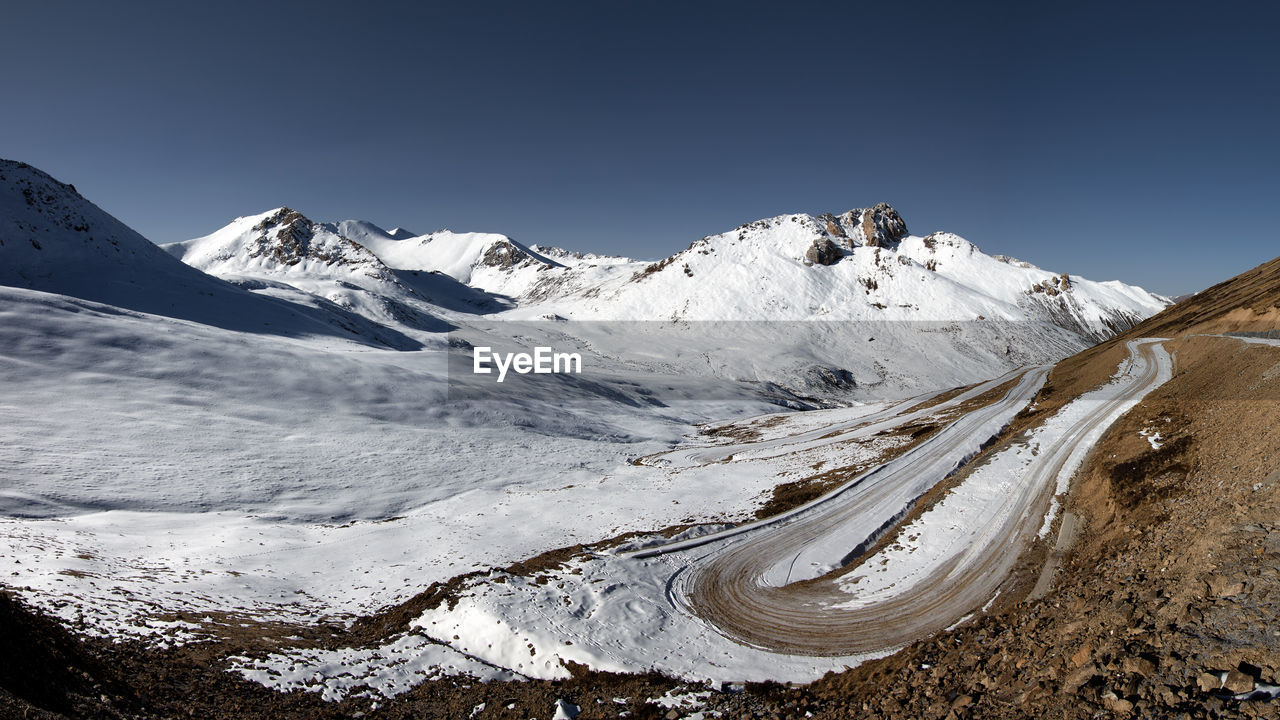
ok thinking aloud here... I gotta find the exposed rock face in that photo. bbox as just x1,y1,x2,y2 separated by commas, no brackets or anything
859,202,908,247
1030,272,1074,297
817,213,847,239
829,203,908,248
805,237,842,266
250,207,381,272
480,239,532,269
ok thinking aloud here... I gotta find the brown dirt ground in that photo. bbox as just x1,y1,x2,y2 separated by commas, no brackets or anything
786,333,1280,719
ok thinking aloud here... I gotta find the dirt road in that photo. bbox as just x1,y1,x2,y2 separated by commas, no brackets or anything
642,339,1170,655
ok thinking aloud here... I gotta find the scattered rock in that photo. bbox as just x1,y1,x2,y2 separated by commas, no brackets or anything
1224,669,1256,694
1122,655,1157,677
1206,575,1246,598
1062,663,1099,693
1197,671,1224,692
1101,690,1133,714
1071,643,1093,668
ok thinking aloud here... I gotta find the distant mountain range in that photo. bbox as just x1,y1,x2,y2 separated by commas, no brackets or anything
1,158,1171,402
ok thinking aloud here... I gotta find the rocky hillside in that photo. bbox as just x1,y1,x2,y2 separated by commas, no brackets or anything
1124,255,1280,338
167,208,394,282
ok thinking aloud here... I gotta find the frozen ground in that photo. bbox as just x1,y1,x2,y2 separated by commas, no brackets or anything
0,288,775,611
0,159,1178,704
0,285,906,693
0,283,1174,697
385,341,1172,691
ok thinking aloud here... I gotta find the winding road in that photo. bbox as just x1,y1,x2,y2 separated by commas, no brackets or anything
636,339,1171,656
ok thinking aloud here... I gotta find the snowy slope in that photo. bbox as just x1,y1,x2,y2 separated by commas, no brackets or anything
162,202,1169,402
165,208,465,331
347,226,561,288
0,161,419,348
501,209,1168,342
315,204,1168,343
167,208,393,283
0,160,1182,700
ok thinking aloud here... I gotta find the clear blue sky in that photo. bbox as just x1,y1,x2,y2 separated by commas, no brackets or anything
3,1,1276,295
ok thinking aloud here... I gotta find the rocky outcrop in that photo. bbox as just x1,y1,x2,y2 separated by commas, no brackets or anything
1029,273,1073,297
479,239,532,270
805,237,842,266
817,213,847,239
858,202,908,247
250,208,384,274
829,203,908,248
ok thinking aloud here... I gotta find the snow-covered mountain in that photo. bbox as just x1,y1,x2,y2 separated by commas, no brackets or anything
158,199,1167,402
377,204,1164,341
188,202,1165,346
0,159,1180,695
0,161,420,348
164,208,461,331
0,156,1170,404
337,219,573,294
168,208,394,283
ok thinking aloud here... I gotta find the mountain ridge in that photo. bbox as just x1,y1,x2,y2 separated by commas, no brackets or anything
0,157,1175,403
177,200,1167,339
0,161,422,348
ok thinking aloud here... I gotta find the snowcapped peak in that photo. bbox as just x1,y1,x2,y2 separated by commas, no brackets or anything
991,254,1038,270
346,227,560,286
0,159,81,203
0,158,183,286
166,207,391,281
335,218,394,242
495,202,1170,340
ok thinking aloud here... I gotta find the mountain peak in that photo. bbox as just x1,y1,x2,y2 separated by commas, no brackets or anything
240,207,387,274
0,158,421,347
167,207,392,281
0,160,97,237
821,202,908,249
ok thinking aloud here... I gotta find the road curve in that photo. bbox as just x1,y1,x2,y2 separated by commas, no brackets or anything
654,339,1169,656
631,369,1044,561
